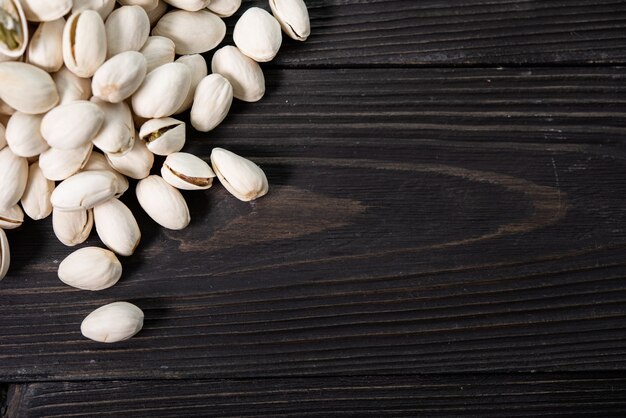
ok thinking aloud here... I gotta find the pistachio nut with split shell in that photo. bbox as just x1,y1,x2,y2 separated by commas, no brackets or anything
210,147,268,201
136,175,190,230
0,0,28,58
0,204,23,229
62,10,107,78
269,0,311,41
58,246,122,291
52,207,93,246
80,301,144,343
139,117,185,156
39,142,93,181
162,152,215,190
21,161,54,220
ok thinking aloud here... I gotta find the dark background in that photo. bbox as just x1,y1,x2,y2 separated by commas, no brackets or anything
4,0,626,416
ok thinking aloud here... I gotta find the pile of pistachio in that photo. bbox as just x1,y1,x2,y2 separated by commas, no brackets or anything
0,0,310,343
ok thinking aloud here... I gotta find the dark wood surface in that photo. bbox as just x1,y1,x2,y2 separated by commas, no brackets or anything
4,0,626,416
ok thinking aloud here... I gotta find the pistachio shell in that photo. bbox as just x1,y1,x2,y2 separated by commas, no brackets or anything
211,46,265,102
162,0,210,12
51,170,118,211
207,0,241,18
39,143,93,181
41,101,105,150
0,227,9,280
52,207,93,246
140,36,175,73
0,62,59,114
58,246,122,291
71,0,116,20
139,117,185,156
92,51,147,103
105,6,150,58
146,0,168,26
162,152,215,190
81,151,129,197
27,18,65,72
94,198,141,256
152,9,225,55
269,0,310,41
234,7,282,62
81,301,144,343
210,147,268,201
106,135,154,179
0,0,28,58
63,10,107,78
190,73,233,132
174,54,207,113
5,112,49,157
20,0,72,22
89,98,135,156
0,147,27,210
136,175,190,230
131,62,191,118
0,204,23,229
21,161,54,220
53,66,92,105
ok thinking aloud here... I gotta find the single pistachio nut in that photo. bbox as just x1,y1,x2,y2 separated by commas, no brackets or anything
269,0,310,41
52,207,93,246
106,134,154,179
174,54,207,114
211,46,265,102
152,9,225,55
139,36,175,73
207,0,241,18
234,8,282,62
90,98,135,156
0,62,59,114
21,161,54,220
117,0,159,11
27,18,65,73
190,73,233,132
53,66,92,105
105,6,150,58
62,10,107,78
5,112,49,157
136,175,190,230
51,170,118,211
92,51,147,103
71,0,115,21
81,301,144,343
94,198,141,256
58,246,122,291
39,142,93,181
82,152,129,197
139,117,185,156
210,147,268,201
0,227,9,280
41,100,105,150
0,0,28,58
162,152,215,190
20,0,72,22
162,0,210,12
131,62,191,118
146,0,167,26
0,204,23,229
0,146,27,210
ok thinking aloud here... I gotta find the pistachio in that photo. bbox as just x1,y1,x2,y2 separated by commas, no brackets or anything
0,203,22,229
52,66,92,105
146,0,168,26
21,161,54,220
152,9,225,55
51,170,118,211
190,73,233,132
210,147,268,201
211,46,265,102
5,112,49,157
234,7,282,62
131,62,191,118
140,36,175,73
136,175,190,230
139,117,185,156
0,146,27,210
52,207,93,246
27,18,65,72
105,6,150,58
118,0,159,11
174,54,207,113
94,198,141,256
71,0,115,21
90,98,135,156
106,134,154,179
0,62,59,114
20,0,72,22
92,51,147,103
62,10,107,78
39,142,93,181
162,152,215,190
58,246,122,291
0,227,9,280
41,100,105,150
162,0,211,12
81,151,129,197
80,301,144,343
0,0,28,58
207,0,241,18
269,0,310,41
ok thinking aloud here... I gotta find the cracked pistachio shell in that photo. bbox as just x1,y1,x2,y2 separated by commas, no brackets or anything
0,0,28,58
58,246,122,291
162,152,215,190
136,175,190,230
5,112,49,158
139,117,185,156
234,8,282,62
82,152,129,197
51,170,118,211
90,98,135,156
81,301,144,343
41,101,105,150
207,0,241,18
174,54,207,114
190,73,233,132
0,228,9,280
105,6,150,58
162,0,210,11
92,51,147,103
0,62,59,114
106,135,154,179
63,10,107,78
152,9,225,55
39,142,93,181
20,0,72,22
269,0,310,41
94,198,141,256
210,147,268,201
21,161,54,221
211,46,265,102
53,66,92,105
27,18,65,73
118,0,159,11
0,204,23,229
140,36,175,73
71,0,115,20
52,207,93,246
146,0,168,26
0,147,27,211
131,62,191,118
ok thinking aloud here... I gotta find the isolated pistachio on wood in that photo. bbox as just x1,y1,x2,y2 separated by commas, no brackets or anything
41,100,105,150
131,62,191,118
105,6,150,58
58,246,122,291
0,204,23,230
106,135,154,179
94,198,141,256
174,54,207,113
27,18,65,73
39,142,93,181
5,112,49,158
234,8,282,62
207,0,241,18
52,207,93,246
136,175,190,230
139,117,185,156
21,161,54,221
146,0,168,26
81,152,129,197
81,301,144,343
53,66,92,105
210,147,268,201
0,227,9,280
20,0,72,22
62,10,107,77
90,98,135,156
211,46,265,102
152,9,225,55
162,0,211,12
0,62,59,114
71,0,115,21
139,36,175,73
0,0,28,58
51,170,118,211
162,152,215,190
0,147,27,210
191,73,233,132
269,0,311,41
92,51,147,103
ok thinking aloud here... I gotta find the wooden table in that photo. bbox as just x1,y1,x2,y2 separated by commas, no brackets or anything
3,0,626,416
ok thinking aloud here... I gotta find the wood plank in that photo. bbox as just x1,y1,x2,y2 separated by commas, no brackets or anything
6,374,626,417
2,68,626,380
232,0,626,66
